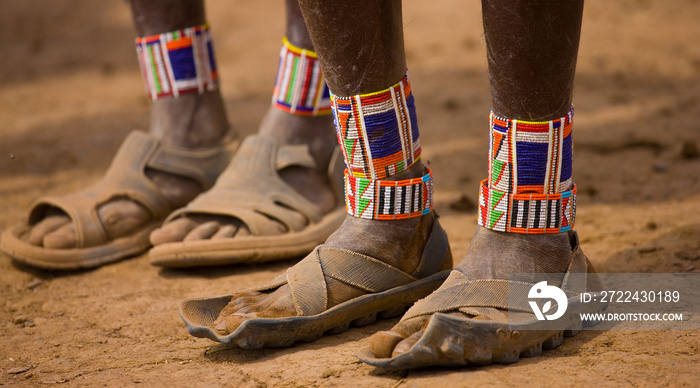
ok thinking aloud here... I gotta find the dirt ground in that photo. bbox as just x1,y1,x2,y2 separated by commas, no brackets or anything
1,0,699,386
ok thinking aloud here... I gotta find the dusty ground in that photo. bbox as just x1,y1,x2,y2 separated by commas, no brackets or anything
1,0,699,386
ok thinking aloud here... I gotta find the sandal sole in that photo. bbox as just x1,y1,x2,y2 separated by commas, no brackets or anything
355,293,607,370
149,207,346,268
1,222,158,270
179,269,451,349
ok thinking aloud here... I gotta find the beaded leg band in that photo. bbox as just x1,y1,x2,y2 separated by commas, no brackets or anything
345,169,433,220
479,107,576,234
136,23,219,100
332,72,422,180
478,180,576,233
272,38,332,116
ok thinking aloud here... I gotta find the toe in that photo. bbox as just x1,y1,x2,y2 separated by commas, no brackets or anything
99,200,150,239
213,285,297,335
150,218,198,245
214,312,251,335
28,215,70,246
235,225,251,237
392,330,424,357
367,315,430,358
211,224,237,239
42,223,77,249
183,221,221,241
368,330,406,358
217,292,263,317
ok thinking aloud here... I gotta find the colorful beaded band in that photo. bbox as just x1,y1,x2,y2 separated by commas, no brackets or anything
136,23,218,100
489,106,574,195
481,107,575,234
345,168,433,220
478,180,576,233
332,72,422,180
272,38,332,116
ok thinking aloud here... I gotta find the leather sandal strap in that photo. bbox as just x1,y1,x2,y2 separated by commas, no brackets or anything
285,247,417,316
402,279,539,320
147,135,237,190
165,135,332,234
402,247,586,321
248,217,449,317
286,247,328,316
319,247,417,293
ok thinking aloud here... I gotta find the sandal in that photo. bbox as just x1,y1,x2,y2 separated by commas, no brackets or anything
148,135,347,268
0,131,235,269
356,230,606,370
178,216,452,348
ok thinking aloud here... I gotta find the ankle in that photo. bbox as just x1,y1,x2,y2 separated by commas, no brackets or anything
325,211,435,274
149,91,231,149
258,106,336,169
457,226,574,279
135,23,231,149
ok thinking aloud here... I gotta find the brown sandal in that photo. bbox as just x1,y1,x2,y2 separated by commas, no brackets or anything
178,216,452,348
0,131,235,269
149,135,347,268
356,230,606,370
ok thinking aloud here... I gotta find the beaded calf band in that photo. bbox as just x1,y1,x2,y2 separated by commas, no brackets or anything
136,23,218,100
272,38,332,116
332,72,421,180
479,107,576,234
488,107,574,194
345,169,433,220
478,180,576,233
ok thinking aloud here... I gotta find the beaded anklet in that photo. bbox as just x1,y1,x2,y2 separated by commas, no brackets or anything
331,72,421,180
345,169,433,220
136,23,218,100
272,38,331,116
478,107,576,234
478,180,576,233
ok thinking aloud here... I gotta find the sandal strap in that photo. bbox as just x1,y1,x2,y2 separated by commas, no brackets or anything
250,217,450,317
146,135,237,190
319,247,418,293
284,247,418,316
402,278,542,320
286,247,329,315
402,245,589,321
28,131,233,248
165,135,335,234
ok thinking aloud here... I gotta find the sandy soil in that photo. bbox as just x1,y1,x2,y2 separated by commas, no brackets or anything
1,0,699,386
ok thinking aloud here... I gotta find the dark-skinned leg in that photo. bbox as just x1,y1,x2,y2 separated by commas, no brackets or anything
369,0,585,359
26,0,231,250
211,0,451,334
149,0,340,244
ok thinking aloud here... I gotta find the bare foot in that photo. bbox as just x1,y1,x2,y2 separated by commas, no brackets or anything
149,107,338,245
367,226,576,358
210,163,451,335
26,91,230,250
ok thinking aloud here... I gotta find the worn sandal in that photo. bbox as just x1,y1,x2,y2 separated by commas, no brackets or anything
356,230,606,370
0,131,235,269
149,135,347,268
178,216,453,348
